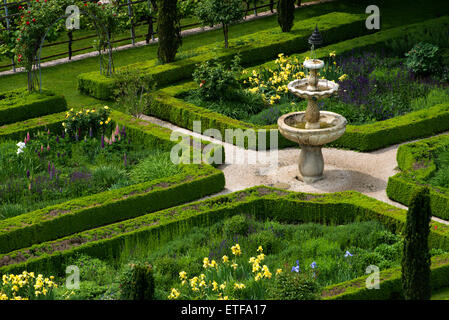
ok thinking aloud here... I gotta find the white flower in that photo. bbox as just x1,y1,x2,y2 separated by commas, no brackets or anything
16,142,26,149
17,148,24,155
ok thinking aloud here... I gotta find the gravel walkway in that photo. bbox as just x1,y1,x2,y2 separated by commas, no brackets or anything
140,114,449,224
0,0,336,77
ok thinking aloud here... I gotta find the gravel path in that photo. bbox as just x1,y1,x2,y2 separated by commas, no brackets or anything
0,0,336,77
140,114,449,224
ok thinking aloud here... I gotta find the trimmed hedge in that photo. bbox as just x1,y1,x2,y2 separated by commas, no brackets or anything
2,186,449,301
0,88,67,126
387,133,449,220
322,253,449,300
0,109,226,254
77,12,368,100
146,16,449,151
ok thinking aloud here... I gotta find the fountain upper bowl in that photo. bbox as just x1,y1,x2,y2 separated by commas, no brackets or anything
288,78,339,100
278,111,347,146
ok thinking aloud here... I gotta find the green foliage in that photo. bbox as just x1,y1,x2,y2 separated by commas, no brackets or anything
0,88,67,126
78,11,366,99
402,186,432,300
405,42,441,76
192,54,242,101
157,0,182,63
62,106,111,140
196,0,245,48
113,69,156,118
119,261,155,300
223,214,250,237
269,272,320,300
277,0,296,32
128,151,182,184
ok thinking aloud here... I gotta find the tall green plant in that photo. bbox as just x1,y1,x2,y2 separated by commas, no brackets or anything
277,0,295,32
196,0,244,48
401,186,432,300
157,0,182,63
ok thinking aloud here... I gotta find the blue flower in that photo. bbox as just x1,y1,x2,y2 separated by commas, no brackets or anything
310,261,317,269
344,251,353,258
291,260,300,273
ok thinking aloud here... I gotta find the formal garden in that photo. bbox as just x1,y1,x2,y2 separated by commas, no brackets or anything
1,0,449,302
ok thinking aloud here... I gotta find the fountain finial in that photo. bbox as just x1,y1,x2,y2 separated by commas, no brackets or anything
308,24,323,46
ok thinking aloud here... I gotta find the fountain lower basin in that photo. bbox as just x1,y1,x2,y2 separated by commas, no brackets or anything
278,111,347,183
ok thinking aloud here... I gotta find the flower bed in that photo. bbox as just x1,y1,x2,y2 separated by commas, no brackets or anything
77,12,368,100
387,133,449,220
147,16,449,151
145,217,405,300
2,186,449,300
0,88,67,126
0,108,225,254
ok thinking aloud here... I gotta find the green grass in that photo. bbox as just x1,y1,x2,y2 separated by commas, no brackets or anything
0,0,448,108
431,287,449,300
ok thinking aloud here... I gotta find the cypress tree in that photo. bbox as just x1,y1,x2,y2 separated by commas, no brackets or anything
157,0,182,63
277,0,295,32
401,186,432,300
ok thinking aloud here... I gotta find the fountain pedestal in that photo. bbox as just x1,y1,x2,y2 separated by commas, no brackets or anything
298,145,324,183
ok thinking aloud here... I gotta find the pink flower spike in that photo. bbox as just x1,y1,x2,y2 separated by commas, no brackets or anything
115,124,120,135
47,144,50,151
27,132,30,142
41,145,44,152
111,134,116,143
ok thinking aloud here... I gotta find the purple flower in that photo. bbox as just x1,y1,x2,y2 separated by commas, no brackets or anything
311,261,317,269
124,153,127,167
101,135,104,148
344,251,353,257
26,170,30,179
291,260,300,273
89,127,93,138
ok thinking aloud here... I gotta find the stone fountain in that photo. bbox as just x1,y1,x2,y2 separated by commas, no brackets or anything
277,26,347,183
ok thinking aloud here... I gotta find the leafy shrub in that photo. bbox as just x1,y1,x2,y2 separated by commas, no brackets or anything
62,106,112,140
248,230,281,254
223,214,250,237
269,272,320,300
192,54,242,101
405,42,441,76
68,254,115,286
113,69,155,118
119,261,155,300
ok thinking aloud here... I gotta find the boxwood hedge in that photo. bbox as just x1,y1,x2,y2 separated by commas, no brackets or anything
1,186,449,300
0,88,67,126
0,109,226,254
387,134,449,221
77,12,368,100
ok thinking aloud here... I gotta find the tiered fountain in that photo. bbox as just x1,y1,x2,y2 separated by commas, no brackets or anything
278,26,347,183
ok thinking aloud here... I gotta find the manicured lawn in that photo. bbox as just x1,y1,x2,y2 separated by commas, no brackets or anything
0,0,448,108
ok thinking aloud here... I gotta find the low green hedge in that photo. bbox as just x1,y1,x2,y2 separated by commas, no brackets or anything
77,12,368,100
0,88,67,126
0,109,226,254
147,16,449,151
386,134,449,220
2,185,449,301
322,253,449,300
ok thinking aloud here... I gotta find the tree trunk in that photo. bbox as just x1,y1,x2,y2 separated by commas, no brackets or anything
223,23,229,48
